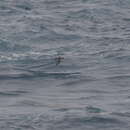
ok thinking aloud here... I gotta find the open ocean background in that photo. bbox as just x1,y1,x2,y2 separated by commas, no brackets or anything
0,0,130,130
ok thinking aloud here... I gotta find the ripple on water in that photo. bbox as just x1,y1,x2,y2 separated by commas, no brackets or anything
0,0,130,129
0,90,28,97
0,113,126,130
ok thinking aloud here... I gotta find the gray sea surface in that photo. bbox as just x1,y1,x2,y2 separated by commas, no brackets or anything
0,0,130,130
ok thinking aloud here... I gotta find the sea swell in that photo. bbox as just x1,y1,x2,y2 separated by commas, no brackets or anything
0,0,130,130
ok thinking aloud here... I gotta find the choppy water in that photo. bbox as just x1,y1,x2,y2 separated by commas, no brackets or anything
0,0,130,129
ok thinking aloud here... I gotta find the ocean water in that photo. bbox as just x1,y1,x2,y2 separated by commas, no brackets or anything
0,0,130,129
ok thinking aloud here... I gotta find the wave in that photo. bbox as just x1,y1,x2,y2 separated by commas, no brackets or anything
0,112,126,130
0,90,28,97
0,70,80,80
0,39,31,52
105,74,130,80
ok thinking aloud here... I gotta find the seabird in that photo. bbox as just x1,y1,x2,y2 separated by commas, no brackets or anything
55,56,64,65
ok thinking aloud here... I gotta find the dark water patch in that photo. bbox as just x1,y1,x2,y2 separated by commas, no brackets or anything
82,0,90,3
0,71,80,80
80,89,110,94
15,2,33,11
86,106,105,113
61,76,97,86
0,73,34,80
54,108,70,112
0,91,20,97
0,6,13,15
12,90,28,94
123,18,130,22
0,90,28,97
53,107,84,112
35,71,81,79
0,5,11,11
